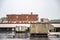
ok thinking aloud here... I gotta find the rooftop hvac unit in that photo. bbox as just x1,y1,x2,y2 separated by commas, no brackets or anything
41,18,49,22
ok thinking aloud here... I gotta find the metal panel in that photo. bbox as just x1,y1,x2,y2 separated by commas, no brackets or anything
30,23,49,34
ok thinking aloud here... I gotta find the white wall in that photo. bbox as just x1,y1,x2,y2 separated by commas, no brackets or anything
0,24,30,28
51,24,60,27
0,23,60,28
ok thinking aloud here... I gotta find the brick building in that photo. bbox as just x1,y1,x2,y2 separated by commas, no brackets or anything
7,13,38,23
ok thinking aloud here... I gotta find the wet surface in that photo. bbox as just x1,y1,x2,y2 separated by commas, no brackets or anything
0,33,60,40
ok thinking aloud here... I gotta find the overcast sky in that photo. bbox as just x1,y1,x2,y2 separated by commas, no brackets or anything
0,0,60,20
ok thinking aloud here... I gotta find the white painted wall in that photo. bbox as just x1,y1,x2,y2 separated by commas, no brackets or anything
0,24,30,28
51,24,60,27
0,23,60,28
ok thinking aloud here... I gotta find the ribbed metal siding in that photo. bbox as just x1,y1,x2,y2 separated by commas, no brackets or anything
30,23,49,34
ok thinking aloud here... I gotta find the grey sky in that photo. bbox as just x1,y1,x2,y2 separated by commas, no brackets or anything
0,0,60,20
